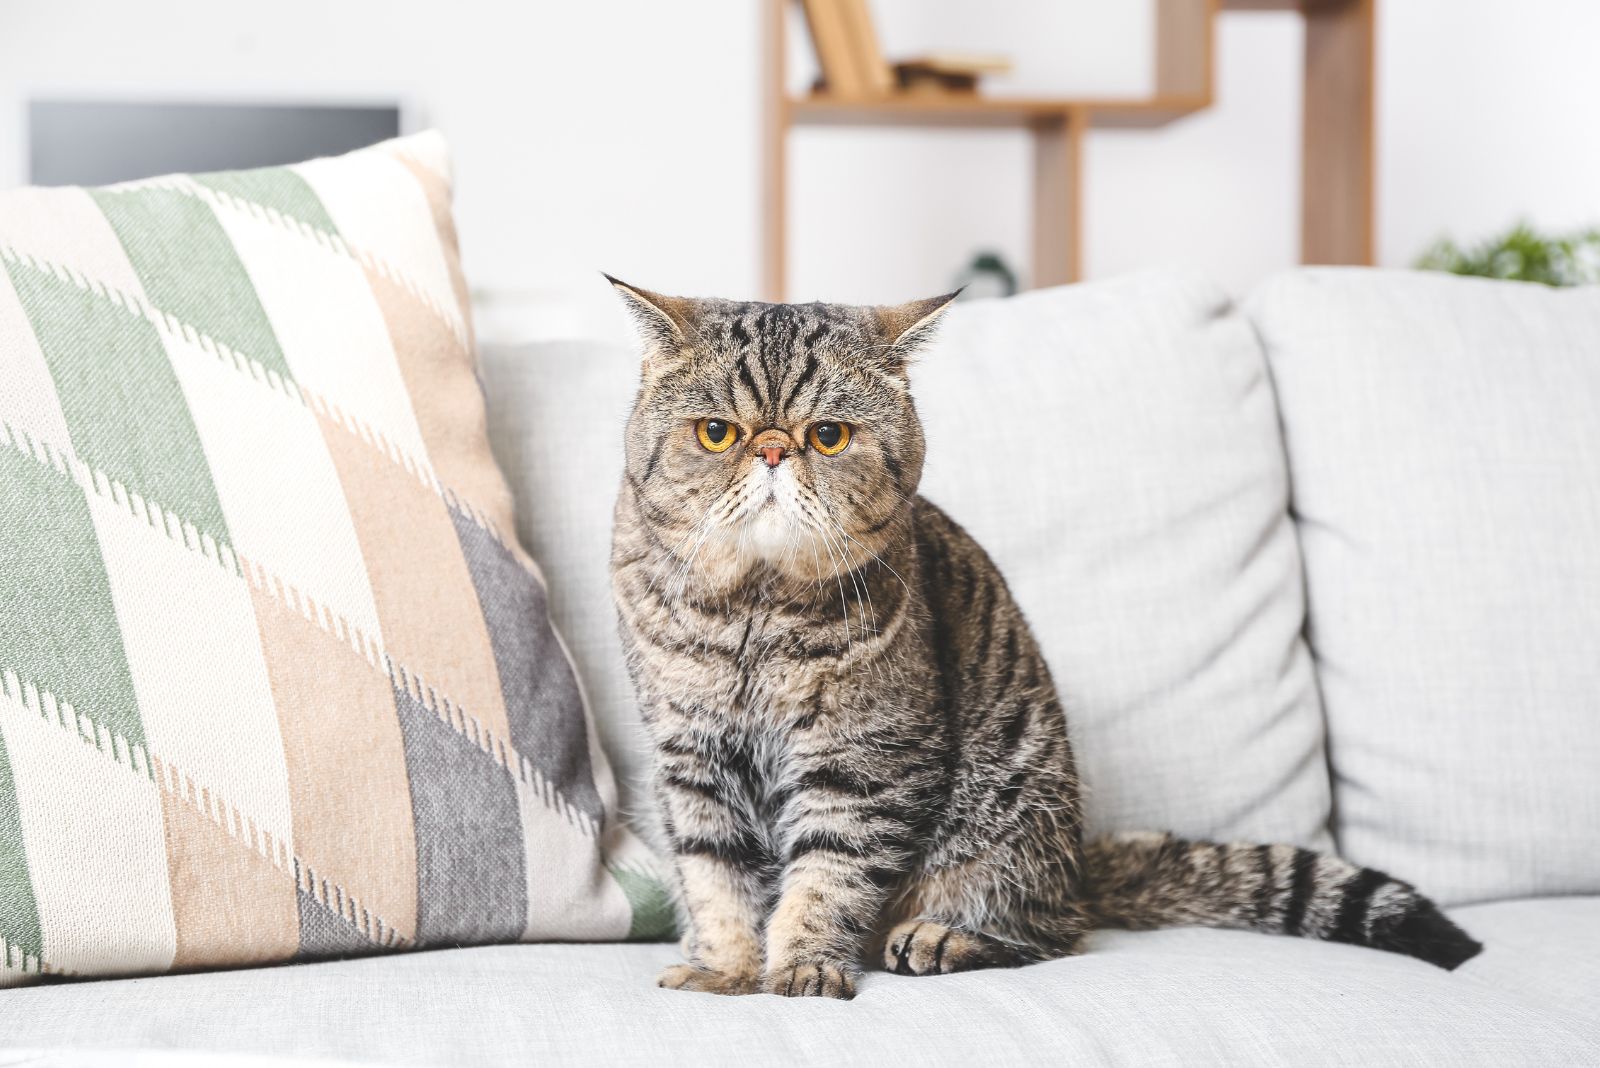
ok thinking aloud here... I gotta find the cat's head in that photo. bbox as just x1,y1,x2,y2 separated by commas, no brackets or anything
609,276,957,587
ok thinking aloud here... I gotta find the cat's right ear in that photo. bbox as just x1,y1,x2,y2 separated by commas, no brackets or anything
604,274,699,369
873,289,963,371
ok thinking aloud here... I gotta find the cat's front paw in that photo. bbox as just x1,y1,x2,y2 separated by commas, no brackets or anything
762,960,858,999
657,963,760,995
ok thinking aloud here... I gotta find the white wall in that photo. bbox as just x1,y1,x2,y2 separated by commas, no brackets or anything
1379,0,1600,265
1085,11,1302,291
0,0,767,341
1,0,1596,343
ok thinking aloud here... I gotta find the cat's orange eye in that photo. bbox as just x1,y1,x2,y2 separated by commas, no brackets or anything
808,422,852,456
695,418,738,453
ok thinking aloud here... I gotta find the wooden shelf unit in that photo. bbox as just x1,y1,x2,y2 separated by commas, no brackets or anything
761,0,1375,299
787,93,1212,128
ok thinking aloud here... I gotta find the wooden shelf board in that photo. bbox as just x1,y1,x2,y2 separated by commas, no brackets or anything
789,93,1209,129
1222,0,1352,10
1086,97,1211,127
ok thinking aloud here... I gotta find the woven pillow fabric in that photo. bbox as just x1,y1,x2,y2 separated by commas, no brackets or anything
0,132,667,986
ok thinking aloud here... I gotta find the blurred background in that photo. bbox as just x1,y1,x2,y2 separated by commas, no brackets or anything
2,0,1596,343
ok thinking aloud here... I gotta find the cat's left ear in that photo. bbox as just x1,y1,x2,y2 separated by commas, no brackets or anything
604,274,704,369
873,289,963,370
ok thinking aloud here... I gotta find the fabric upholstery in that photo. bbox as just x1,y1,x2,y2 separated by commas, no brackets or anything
1250,268,1600,904
0,133,666,987
483,340,650,817
1449,896,1600,1021
0,900,1592,1066
914,274,1329,845
486,271,1333,849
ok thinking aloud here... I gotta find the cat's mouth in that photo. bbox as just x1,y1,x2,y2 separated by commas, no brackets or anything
754,490,790,523
754,465,790,505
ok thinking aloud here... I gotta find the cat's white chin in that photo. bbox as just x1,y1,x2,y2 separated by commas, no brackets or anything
743,502,801,563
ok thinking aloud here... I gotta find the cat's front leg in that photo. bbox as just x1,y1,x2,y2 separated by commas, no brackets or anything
661,851,767,995
761,798,914,999
653,751,771,995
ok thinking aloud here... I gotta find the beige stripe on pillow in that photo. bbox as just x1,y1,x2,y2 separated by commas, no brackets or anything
392,154,476,352
316,410,514,752
362,262,517,543
249,581,419,944
159,788,300,970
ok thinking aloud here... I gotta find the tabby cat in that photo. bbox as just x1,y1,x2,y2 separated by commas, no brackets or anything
606,277,1481,999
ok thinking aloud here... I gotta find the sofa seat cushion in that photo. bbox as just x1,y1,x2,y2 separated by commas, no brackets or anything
1,900,1593,1067
1449,896,1600,1022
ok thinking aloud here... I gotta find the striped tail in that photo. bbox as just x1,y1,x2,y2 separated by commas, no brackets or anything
1083,832,1482,971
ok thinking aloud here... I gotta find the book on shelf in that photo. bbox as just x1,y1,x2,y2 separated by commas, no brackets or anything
800,1,1012,100
836,0,895,96
900,51,1013,77
800,0,865,97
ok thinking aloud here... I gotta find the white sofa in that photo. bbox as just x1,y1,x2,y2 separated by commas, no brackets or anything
1,269,1596,1066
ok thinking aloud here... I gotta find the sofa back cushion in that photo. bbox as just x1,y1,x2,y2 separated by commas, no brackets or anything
0,133,664,986
1250,268,1600,904
486,270,1332,850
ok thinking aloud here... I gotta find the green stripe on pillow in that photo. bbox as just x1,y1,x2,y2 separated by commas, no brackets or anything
5,257,233,548
0,440,144,746
195,167,341,238
90,186,292,380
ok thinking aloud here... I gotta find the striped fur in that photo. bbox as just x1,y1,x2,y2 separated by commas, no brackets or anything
1085,833,1481,970
608,280,1481,999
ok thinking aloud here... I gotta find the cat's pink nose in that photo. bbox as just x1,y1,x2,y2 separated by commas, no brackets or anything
751,429,794,467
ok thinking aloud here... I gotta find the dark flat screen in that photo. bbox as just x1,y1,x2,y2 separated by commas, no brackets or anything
28,100,402,186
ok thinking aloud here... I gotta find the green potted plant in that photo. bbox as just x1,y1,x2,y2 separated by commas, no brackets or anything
1417,223,1600,286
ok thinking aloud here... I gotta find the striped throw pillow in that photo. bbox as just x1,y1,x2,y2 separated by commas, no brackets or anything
0,132,668,985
